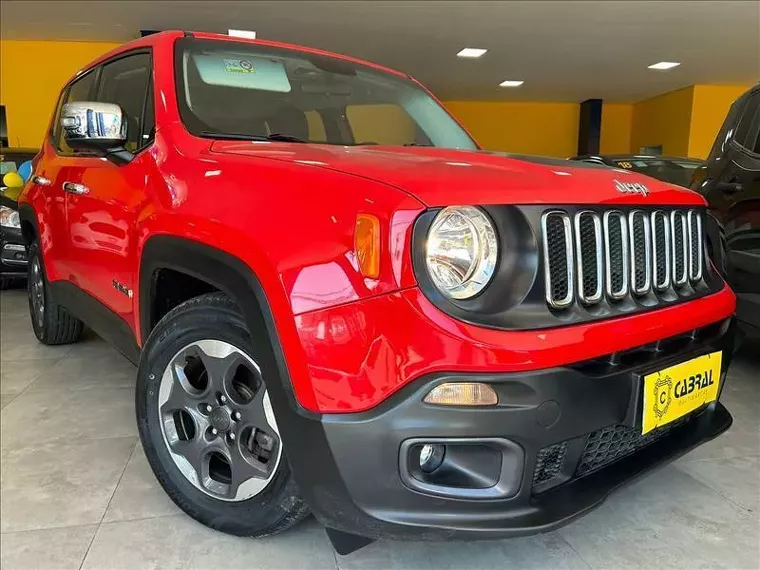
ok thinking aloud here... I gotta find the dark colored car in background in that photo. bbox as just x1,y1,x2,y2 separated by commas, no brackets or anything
0,148,36,288
691,83,760,337
570,154,704,188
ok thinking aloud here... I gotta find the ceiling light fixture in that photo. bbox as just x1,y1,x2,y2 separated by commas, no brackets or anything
499,80,524,87
229,29,256,39
457,48,487,58
647,61,680,70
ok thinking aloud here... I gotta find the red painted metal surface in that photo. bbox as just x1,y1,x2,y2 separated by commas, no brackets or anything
294,285,736,412
21,31,733,414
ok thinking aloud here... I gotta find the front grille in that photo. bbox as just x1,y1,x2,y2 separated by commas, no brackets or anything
532,441,567,485
531,415,694,493
542,208,706,309
575,420,684,477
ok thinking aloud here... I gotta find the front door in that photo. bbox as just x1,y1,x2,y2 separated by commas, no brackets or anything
64,51,154,329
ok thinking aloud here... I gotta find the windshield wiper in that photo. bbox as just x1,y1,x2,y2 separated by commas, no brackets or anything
200,131,307,143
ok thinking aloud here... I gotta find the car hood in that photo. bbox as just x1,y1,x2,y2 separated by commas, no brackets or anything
210,142,705,207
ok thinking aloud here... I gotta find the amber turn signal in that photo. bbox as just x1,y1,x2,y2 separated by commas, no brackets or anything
355,214,380,278
423,382,499,406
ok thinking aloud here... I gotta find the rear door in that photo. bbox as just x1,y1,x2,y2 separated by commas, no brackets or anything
64,51,154,327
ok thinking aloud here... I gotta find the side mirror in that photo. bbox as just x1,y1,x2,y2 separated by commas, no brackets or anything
61,101,127,151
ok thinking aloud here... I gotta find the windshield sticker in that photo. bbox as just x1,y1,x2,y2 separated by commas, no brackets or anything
223,59,255,73
193,54,292,92
615,161,633,169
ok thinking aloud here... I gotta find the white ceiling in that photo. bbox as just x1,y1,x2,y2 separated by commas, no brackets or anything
2,0,759,102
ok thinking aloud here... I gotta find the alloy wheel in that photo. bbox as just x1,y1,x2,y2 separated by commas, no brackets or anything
158,339,282,501
29,258,45,329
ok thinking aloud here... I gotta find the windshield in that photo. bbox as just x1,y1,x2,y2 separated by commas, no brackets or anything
612,158,703,188
175,38,477,150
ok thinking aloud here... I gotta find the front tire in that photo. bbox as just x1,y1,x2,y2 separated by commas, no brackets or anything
27,241,84,345
136,293,309,537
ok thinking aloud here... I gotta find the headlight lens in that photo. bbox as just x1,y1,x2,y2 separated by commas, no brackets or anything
0,206,20,229
425,206,498,299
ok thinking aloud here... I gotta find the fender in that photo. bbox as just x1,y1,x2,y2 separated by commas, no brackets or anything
138,235,306,413
138,234,379,542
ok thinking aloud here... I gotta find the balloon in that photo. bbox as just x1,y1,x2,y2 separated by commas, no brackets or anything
2,171,24,188
17,160,33,184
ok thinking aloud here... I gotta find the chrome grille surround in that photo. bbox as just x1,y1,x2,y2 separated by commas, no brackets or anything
542,207,706,310
670,211,689,287
603,211,629,300
628,210,652,296
574,211,603,304
541,211,574,309
687,210,703,282
650,211,672,291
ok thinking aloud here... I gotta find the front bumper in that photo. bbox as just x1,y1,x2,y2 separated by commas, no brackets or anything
285,318,735,543
1,226,27,278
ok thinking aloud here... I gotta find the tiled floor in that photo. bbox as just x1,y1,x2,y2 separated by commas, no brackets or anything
1,287,759,570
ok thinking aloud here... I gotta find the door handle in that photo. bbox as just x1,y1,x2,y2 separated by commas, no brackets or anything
62,181,89,195
31,175,51,186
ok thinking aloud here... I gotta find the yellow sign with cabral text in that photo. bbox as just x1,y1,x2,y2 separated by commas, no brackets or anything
642,351,722,435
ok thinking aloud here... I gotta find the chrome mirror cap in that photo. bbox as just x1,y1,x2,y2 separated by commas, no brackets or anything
61,101,127,148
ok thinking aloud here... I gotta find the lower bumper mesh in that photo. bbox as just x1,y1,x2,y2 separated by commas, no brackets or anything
532,416,692,493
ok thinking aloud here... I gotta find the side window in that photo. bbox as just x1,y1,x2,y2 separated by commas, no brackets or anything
346,104,418,146
96,53,152,153
707,97,746,161
732,92,760,150
56,70,97,153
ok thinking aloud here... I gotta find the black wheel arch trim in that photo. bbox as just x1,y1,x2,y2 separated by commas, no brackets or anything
18,203,41,245
138,235,376,536
138,235,302,413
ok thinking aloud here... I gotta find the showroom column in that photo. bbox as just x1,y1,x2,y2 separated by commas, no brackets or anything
577,99,602,155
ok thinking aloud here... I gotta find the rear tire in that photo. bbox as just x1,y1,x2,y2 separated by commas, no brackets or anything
27,241,84,345
136,292,309,537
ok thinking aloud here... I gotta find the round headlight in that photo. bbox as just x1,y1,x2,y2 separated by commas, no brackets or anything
425,206,498,299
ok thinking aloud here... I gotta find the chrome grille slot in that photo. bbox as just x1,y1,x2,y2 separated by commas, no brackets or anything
603,211,628,300
687,210,703,282
651,211,671,291
542,211,574,308
574,212,603,304
629,211,651,295
671,211,688,286
542,207,708,311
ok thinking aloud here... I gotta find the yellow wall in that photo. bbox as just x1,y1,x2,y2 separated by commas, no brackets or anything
0,40,120,147
630,86,695,157
688,85,749,158
444,101,580,157
600,103,633,155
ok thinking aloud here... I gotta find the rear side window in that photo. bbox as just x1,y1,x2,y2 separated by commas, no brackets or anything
732,92,760,151
55,70,97,153
96,53,152,152
707,96,747,161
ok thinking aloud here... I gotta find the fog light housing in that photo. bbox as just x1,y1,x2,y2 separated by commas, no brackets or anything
423,382,498,406
419,443,445,473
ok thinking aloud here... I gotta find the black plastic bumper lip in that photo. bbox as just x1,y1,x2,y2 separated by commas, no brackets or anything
371,403,732,538
279,320,735,552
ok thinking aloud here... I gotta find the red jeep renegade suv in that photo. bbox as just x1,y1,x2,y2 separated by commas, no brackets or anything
18,31,736,553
